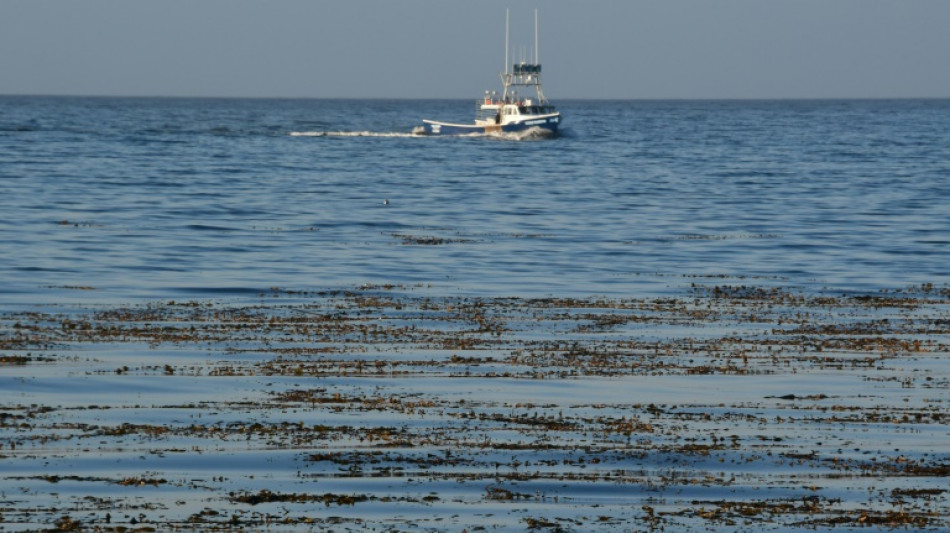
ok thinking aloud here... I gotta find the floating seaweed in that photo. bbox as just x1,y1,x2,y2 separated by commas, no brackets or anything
1,284,948,531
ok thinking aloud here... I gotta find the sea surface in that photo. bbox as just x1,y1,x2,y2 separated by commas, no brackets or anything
2,97,949,531
3,97,949,303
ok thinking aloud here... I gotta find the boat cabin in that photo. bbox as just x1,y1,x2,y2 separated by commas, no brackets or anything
476,97,556,126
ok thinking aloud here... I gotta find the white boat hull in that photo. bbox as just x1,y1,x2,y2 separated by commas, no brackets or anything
421,113,560,136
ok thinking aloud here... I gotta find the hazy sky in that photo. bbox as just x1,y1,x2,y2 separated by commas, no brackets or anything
2,0,949,99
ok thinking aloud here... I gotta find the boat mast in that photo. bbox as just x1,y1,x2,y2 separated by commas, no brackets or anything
502,9,511,102
535,9,539,65
505,9,509,79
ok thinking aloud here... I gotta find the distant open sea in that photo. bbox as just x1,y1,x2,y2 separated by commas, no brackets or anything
2,97,949,304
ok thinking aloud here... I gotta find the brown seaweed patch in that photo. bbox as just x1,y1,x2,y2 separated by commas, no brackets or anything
891,487,945,498
810,510,939,528
523,516,569,531
0,355,31,365
117,476,167,487
230,489,369,506
53,515,83,531
44,285,96,291
392,233,476,245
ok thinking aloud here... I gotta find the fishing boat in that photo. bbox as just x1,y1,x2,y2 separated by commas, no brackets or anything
420,10,561,136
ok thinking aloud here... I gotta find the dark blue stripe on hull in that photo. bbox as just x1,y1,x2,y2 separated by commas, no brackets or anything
501,119,559,135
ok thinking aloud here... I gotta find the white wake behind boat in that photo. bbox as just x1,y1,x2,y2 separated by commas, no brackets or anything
420,9,561,136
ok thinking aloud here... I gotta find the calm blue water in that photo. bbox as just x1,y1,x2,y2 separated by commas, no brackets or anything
2,97,949,304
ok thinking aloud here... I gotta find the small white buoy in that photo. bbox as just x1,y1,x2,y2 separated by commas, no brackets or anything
383,199,389,205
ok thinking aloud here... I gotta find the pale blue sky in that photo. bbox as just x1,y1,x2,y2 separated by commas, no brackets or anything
2,0,949,99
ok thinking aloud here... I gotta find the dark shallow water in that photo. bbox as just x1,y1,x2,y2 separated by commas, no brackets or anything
3,97,950,303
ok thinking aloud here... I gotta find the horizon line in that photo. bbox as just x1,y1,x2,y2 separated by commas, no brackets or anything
3,93,950,102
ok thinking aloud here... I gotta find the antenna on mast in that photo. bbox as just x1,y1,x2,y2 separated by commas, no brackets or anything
535,9,539,65
504,9,509,75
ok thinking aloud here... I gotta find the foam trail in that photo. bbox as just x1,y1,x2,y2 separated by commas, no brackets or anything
289,131,423,138
288,126,555,141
